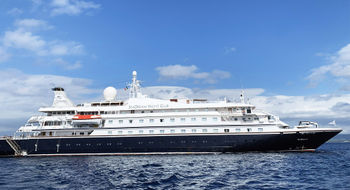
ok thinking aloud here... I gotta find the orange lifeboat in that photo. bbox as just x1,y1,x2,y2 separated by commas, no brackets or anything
72,115,102,120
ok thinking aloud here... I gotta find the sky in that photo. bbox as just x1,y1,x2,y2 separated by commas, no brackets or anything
1,0,350,134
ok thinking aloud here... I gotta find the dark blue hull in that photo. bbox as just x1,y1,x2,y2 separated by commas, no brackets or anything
0,130,341,156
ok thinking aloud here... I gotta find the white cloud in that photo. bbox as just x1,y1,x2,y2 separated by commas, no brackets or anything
156,64,231,84
7,8,23,16
15,19,53,30
0,19,85,67
308,43,350,87
0,47,11,62
0,69,98,120
51,0,100,16
224,47,236,54
49,41,84,56
3,29,47,55
52,58,82,70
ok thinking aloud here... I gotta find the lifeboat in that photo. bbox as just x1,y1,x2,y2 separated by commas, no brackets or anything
72,115,102,120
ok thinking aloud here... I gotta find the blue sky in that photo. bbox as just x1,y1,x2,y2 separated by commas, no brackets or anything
1,0,350,134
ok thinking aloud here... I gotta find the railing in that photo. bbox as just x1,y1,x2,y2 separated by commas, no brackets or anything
4,137,23,156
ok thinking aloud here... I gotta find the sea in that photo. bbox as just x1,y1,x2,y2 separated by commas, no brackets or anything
0,142,350,190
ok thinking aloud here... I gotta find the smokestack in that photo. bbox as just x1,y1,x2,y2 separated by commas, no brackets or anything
51,87,74,107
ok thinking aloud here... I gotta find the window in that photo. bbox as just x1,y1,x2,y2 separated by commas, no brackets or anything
119,120,123,124
202,118,207,121
181,129,186,133
118,131,123,134
139,130,144,134
224,129,229,133
235,128,241,132
129,120,133,124
160,130,165,134
108,120,113,124
131,110,135,114
234,118,238,121
170,118,175,122
213,117,218,121
247,108,252,113
108,131,112,135
149,130,154,134
160,119,164,122
258,128,263,132
213,129,219,133
141,111,145,113
191,118,196,121
202,129,208,133
150,111,153,113
112,111,116,114
192,129,197,133
128,131,133,134
254,117,259,121
181,118,186,122
150,119,154,123
170,129,175,133
247,128,252,132
139,119,144,123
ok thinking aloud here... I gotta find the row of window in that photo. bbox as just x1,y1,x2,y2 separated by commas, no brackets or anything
108,117,218,124
107,128,264,135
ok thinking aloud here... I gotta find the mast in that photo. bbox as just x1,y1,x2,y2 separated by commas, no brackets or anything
129,71,143,98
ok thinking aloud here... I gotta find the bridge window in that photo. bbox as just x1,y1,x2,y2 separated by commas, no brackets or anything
191,118,196,121
139,130,143,134
139,119,144,123
258,128,263,132
247,128,252,132
235,128,241,132
224,129,229,133
202,129,208,133
170,118,175,122
150,119,154,123
119,120,123,124
192,129,197,133
108,120,113,124
213,117,218,121
181,129,186,133
170,129,175,133
202,118,207,121
160,130,165,134
181,118,186,122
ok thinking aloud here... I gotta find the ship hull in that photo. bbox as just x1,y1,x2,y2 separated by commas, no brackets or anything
0,129,342,156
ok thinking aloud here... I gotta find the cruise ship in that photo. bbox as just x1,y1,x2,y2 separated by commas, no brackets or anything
0,71,342,156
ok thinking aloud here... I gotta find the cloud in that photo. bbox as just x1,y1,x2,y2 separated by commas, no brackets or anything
0,18,85,68
0,69,98,120
308,43,350,87
7,8,23,16
51,58,82,70
50,0,100,16
224,47,236,54
14,18,53,30
156,64,231,84
3,29,47,55
0,47,11,62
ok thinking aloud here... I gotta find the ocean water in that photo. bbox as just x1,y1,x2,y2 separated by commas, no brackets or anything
0,143,349,190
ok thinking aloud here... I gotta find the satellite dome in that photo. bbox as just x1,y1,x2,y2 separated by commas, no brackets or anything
103,87,117,101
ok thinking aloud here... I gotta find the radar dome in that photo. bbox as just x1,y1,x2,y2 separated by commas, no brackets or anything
103,87,117,101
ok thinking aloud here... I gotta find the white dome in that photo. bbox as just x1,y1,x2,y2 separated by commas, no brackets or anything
103,87,117,101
